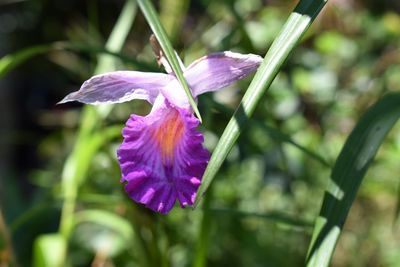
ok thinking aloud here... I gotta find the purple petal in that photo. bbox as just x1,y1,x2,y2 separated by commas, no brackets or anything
184,51,263,97
59,71,173,105
159,79,191,109
117,100,210,214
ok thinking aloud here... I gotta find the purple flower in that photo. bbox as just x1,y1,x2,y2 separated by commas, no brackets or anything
61,51,262,214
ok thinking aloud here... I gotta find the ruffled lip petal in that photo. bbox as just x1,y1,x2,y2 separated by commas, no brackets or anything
117,100,210,214
124,173,177,214
59,71,173,105
184,51,263,97
176,176,202,207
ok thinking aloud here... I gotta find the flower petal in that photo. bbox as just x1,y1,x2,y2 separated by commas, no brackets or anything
59,71,173,105
117,100,210,214
184,51,263,97
159,79,191,109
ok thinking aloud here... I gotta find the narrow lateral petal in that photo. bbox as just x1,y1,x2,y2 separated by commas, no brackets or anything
184,51,263,97
59,71,174,105
117,100,210,214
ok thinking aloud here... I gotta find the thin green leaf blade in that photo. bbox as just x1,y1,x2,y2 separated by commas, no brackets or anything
137,0,202,122
59,0,136,240
195,0,328,206
95,0,137,74
306,92,400,267
0,45,51,78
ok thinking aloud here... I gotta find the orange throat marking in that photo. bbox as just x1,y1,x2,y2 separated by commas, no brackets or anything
152,109,185,164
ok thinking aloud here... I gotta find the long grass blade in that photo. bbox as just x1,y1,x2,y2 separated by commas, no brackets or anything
58,0,136,240
195,0,328,206
305,92,400,267
0,40,154,80
137,0,202,122
95,0,137,74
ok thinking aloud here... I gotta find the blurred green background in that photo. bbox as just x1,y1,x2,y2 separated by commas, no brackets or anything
0,0,399,266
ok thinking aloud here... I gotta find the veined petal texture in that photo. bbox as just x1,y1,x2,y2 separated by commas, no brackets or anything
117,100,210,214
184,51,263,97
59,71,173,105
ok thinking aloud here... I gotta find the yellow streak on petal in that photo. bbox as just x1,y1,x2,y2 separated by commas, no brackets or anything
152,109,185,164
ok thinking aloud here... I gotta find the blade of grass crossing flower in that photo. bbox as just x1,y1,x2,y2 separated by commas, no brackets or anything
305,93,400,267
137,0,202,122
194,0,328,206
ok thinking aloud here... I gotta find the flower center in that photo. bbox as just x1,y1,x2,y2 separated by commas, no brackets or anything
152,108,185,165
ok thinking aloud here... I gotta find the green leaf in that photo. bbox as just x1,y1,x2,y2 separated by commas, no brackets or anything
306,92,400,267
33,234,66,267
74,209,134,240
0,45,51,78
0,41,155,80
194,0,328,206
72,210,134,257
59,125,122,239
95,0,137,74
59,0,137,240
137,0,202,122
193,194,213,267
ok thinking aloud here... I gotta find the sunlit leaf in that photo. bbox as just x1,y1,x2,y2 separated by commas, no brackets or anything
306,92,400,267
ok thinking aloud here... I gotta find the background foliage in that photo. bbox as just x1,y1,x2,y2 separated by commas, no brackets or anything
0,0,399,266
